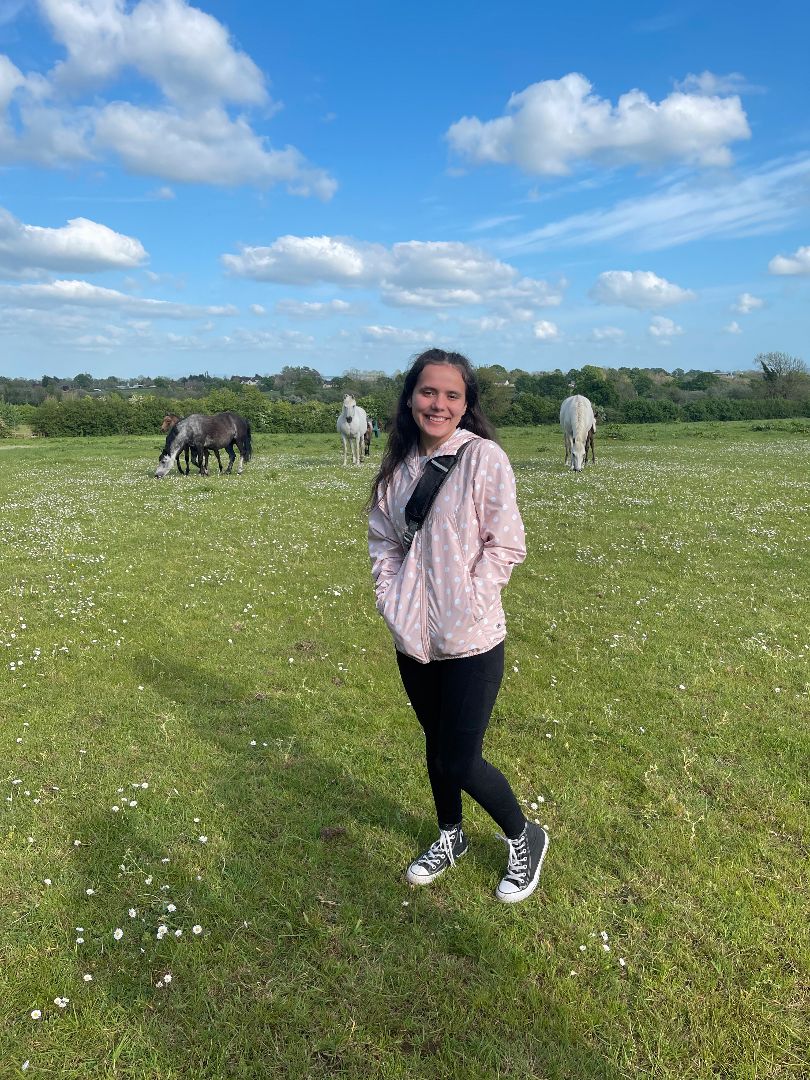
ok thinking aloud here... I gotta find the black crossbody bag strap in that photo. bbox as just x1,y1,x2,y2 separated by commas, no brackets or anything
402,439,471,552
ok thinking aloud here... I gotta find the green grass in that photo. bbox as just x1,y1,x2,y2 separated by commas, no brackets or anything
1,423,808,1079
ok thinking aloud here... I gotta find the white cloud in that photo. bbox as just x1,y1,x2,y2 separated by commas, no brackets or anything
513,278,565,305
724,321,742,334
459,315,508,333
533,320,560,341
446,72,750,176
388,240,515,290
229,327,315,349
41,0,267,106
4,100,94,167
648,315,683,342
732,291,764,313
383,286,484,308
0,0,336,197
468,213,522,233
674,71,762,96
275,298,354,317
590,325,626,342
0,55,25,110
768,244,810,275
224,235,381,284
362,325,436,345
0,278,236,317
0,208,147,276
590,270,695,309
92,104,336,196
249,303,266,315
224,235,564,317
498,156,810,254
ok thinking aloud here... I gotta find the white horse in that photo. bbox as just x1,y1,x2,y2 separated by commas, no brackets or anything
337,394,368,465
560,394,596,473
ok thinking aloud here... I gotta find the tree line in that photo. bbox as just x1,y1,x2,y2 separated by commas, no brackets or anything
1,353,807,438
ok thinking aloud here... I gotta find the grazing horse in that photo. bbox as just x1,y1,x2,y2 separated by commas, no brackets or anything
560,394,596,473
156,411,252,478
160,414,223,475
584,423,596,465
337,395,367,466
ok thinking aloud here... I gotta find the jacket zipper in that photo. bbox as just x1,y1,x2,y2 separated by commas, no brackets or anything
418,536,432,661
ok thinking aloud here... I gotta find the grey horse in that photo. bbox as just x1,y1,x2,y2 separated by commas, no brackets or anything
156,412,252,478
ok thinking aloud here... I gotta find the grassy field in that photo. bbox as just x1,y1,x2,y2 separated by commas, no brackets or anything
1,422,808,1079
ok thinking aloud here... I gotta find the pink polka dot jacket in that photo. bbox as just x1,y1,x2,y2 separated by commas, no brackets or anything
368,430,527,664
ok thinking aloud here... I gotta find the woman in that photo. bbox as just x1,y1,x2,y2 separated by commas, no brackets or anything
367,349,549,903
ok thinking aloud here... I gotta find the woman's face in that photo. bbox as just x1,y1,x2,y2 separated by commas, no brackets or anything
408,362,467,453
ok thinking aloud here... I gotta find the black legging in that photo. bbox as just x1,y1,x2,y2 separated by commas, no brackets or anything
396,641,526,839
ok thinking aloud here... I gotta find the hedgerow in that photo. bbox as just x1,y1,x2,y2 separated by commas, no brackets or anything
28,390,810,437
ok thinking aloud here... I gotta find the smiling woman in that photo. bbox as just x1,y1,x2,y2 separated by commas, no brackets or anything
368,349,549,904
407,362,468,454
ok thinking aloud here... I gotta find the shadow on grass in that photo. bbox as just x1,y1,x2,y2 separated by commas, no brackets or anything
61,652,622,1080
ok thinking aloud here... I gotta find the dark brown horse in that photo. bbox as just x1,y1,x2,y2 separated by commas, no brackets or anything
585,424,596,464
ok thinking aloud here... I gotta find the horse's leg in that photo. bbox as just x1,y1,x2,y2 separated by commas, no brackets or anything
235,441,244,474
224,443,236,474
199,447,209,476
342,434,348,466
214,449,224,473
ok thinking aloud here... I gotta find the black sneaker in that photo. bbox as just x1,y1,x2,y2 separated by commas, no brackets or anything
495,822,549,903
406,825,468,885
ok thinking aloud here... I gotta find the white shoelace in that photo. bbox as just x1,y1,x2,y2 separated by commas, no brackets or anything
421,828,459,869
498,831,529,883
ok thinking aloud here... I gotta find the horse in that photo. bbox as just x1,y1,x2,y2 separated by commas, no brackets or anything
160,414,223,475
337,395,367,466
156,411,252,478
560,394,596,472
584,423,596,465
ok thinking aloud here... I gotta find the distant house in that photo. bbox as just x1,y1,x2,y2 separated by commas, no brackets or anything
230,375,259,386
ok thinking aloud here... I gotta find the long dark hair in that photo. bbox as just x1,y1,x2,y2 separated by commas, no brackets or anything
367,348,495,510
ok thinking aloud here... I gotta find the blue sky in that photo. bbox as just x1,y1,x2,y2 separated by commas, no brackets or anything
0,0,808,380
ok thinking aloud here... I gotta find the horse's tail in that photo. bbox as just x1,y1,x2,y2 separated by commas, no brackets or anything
243,420,252,463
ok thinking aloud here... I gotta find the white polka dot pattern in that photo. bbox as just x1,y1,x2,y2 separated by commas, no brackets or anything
368,431,526,663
